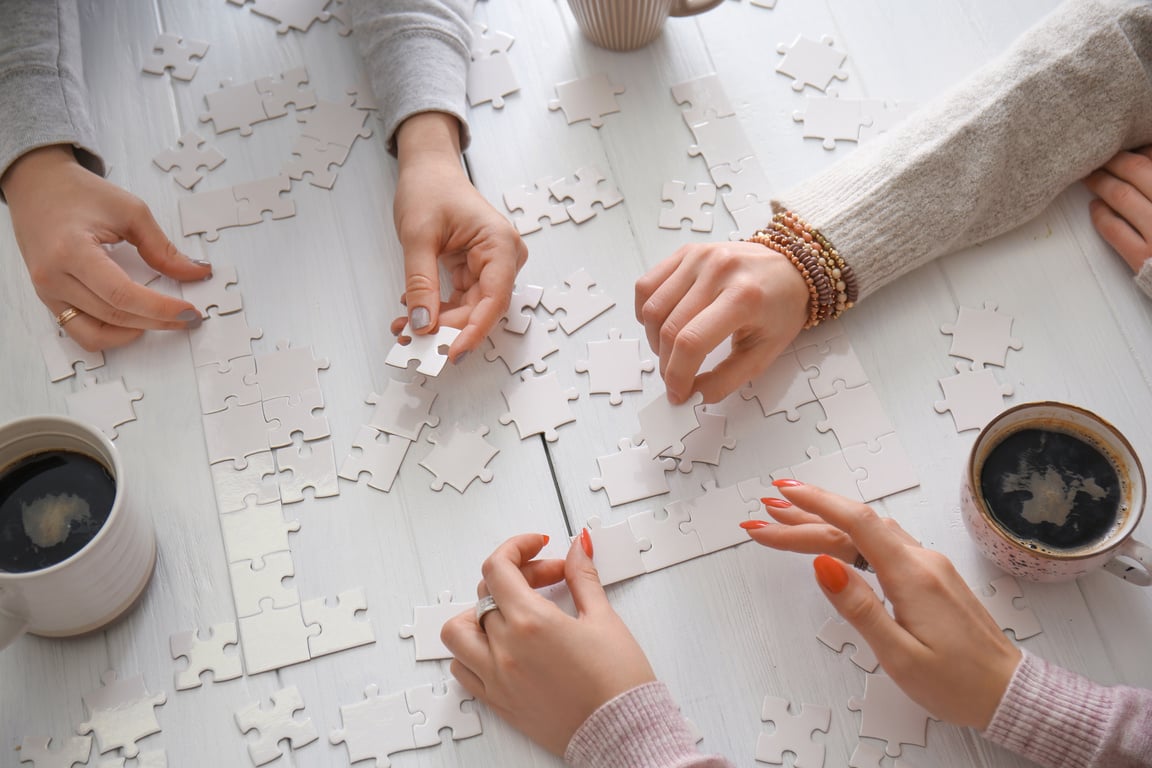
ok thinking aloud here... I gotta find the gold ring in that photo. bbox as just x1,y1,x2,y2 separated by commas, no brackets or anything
55,306,81,328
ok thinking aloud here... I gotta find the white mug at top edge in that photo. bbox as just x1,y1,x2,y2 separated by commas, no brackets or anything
565,0,727,51
0,415,156,648
962,401,1152,586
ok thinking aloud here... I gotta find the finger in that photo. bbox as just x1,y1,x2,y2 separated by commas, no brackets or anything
69,253,202,328
519,558,568,589
812,554,921,665
389,315,407,337
1088,198,1150,273
662,290,754,403
442,612,491,677
745,522,858,562
761,499,828,526
479,533,552,614
45,299,143,351
635,251,684,325
449,659,488,700
777,483,909,568
114,200,211,282
689,338,777,405
564,534,612,618
637,253,693,363
399,233,443,334
1084,165,1152,242
1100,149,1152,198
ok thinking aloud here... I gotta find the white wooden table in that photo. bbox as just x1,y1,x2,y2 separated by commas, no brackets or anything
3,1,1151,766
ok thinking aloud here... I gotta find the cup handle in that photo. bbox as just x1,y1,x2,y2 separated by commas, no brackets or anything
1103,538,1152,586
670,0,727,17
0,604,28,650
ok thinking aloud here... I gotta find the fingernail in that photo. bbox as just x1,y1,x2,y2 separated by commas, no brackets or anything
773,478,804,488
192,259,211,268
762,497,792,509
177,308,203,329
579,528,594,558
411,306,431,331
740,520,771,530
454,351,469,365
813,555,849,594
541,534,550,546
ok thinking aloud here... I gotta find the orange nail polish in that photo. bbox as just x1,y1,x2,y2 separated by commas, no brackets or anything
773,478,803,488
813,555,849,594
541,534,550,546
761,497,792,509
579,528,594,558
739,520,770,530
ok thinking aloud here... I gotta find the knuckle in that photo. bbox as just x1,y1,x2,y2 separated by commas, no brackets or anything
405,272,437,297
658,320,682,350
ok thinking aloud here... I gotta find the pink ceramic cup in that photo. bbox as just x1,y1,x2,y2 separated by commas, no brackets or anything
962,401,1151,585
0,415,156,647
566,0,726,51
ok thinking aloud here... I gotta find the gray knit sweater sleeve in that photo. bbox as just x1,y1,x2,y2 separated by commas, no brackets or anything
0,0,105,184
775,0,1152,301
348,0,472,155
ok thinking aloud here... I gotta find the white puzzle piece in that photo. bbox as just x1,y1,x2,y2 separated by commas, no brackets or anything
189,310,262,367
296,97,373,148
364,376,439,439
234,174,295,224
94,750,167,768
65,376,143,440
709,157,772,214
274,437,340,502
778,447,866,501
499,370,579,441
541,268,616,333
264,388,329,447
234,685,318,766
399,591,472,660
590,439,676,507
671,74,735,127
199,78,271,136
548,167,624,225
659,181,716,232
467,52,519,108
386,323,461,377
78,671,166,758
756,696,831,768
202,401,272,470
816,382,895,451
142,33,208,81
816,616,879,672
548,74,625,127
842,433,920,502
218,499,299,567
41,330,104,382
485,316,559,373
169,622,242,690
504,176,569,235
469,20,514,58
329,685,421,765
339,426,411,493
728,198,775,240
977,575,1042,640
688,115,756,170
196,356,260,414
628,504,703,572
676,481,762,553
419,423,499,493
581,516,651,586
301,587,376,658
105,241,161,286
848,673,937,757
575,328,654,405
211,451,280,512
17,735,92,768
793,95,871,150
255,66,316,117
181,260,241,317
152,130,224,189
178,186,242,241
229,550,298,618
249,0,333,32
934,361,1013,432
663,408,736,472
776,35,849,92
237,603,318,674
740,350,817,421
940,302,1023,367
283,134,351,189
502,283,545,333
635,391,704,458
797,334,868,399
406,679,483,747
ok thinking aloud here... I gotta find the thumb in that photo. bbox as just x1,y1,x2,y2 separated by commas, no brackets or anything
117,201,210,282
565,530,611,618
812,555,910,659
401,234,442,334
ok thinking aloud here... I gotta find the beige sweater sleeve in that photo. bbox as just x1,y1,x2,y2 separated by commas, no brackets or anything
774,0,1152,301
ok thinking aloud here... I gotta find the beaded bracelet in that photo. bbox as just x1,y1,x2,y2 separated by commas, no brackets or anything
746,210,858,328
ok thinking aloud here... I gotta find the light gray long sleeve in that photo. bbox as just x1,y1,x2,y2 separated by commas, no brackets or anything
348,0,473,155
0,0,105,185
775,0,1152,300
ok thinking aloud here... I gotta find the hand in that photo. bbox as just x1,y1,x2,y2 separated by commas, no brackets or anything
1084,146,1152,273
392,112,527,361
634,241,809,404
441,532,657,756
2,145,210,351
743,482,1021,730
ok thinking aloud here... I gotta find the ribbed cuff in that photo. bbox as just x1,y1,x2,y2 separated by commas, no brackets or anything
564,682,704,768
982,651,1113,768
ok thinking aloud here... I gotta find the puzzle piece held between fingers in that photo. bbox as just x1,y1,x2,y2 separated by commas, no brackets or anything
386,324,461,376
399,591,473,660
635,391,704,459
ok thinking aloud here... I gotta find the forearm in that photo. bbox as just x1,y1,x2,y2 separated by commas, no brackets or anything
775,0,1152,300
983,651,1152,768
347,0,472,155
0,0,104,189
565,682,733,768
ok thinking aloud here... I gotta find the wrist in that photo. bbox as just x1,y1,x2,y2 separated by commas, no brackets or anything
396,112,464,169
1,145,79,198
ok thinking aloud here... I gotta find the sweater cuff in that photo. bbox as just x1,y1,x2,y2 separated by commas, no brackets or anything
982,651,1113,767
564,682,704,768
1135,259,1152,301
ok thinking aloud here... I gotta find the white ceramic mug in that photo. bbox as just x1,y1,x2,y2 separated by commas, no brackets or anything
0,415,156,647
962,401,1151,585
566,0,726,51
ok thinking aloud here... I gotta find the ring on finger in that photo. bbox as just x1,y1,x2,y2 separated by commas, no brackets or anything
55,306,82,328
853,553,874,573
475,595,500,629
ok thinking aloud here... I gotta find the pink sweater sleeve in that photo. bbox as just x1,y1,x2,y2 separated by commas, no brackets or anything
983,651,1152,768
564,682,733,768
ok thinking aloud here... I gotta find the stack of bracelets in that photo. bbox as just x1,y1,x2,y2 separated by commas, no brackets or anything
746,210,860,328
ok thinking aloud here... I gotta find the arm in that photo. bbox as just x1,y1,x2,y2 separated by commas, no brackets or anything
777,0,1152,300
349,0,526,358
0,0,208,351
441,533,732,768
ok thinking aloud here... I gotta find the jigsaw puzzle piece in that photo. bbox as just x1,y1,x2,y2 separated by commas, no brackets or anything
548,73,625,127
502,283,545,333
169,622,242,690
419,423,499,493
793,95,871,150
301,587,376,658
264,388,329,447
64,376,143,440
709,156,773,214
202,401,272,470
976,575,1042,640
499,370,579,441
179,186,242,241
364,376,439,440
234,685,318,766
237,603,318,674
740,350,817,420
688,115,756,169
199,78,271,136
211,451,280,512
503,177,568,235
590,438,676,507
228,550,298,618
399,590,472,660
296,97,373,148
152,130,224,189
628,504,703,572
386,324,461,377
406,679,482,747
78,671,166,758
776,34,849,92
816,381,895,451
575,328,654,405
329,685,422,766
339,426,411,493
41,329,104,382
756,696,831,768
17,735,92,768
548,167,623,224
796,333,868,399
218,498,299,567
635,391,704,459
250,0,332,33
940,301,1023,367
485,317,559,373
580,516,651,586
541,268,616,334
181,260,241,318
662,408,736,472
671,74,735,127
467,51,519,108
659,181,716,232
777,446,866,502
142,33,208,81
676,481,762,553
934,361,1013,432
283,134,351,189
842,433,919,501
234,174,295,224
848,673,937,757
274,437,340,502
256,66,316,117
816,616,879,672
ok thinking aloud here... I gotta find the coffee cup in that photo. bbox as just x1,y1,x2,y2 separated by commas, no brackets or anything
0,415,156,647
962,401,1151,585
565,0,726,51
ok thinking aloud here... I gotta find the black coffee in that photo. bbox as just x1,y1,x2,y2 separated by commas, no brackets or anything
980,428,1123,552
0,450,115,573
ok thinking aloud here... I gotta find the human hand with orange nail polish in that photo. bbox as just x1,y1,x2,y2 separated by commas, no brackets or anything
745,482,1021,730
440,532,657,756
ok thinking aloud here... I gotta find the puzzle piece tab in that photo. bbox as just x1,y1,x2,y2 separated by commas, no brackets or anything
235,685,318,766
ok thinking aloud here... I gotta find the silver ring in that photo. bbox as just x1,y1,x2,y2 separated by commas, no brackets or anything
475,595,499,628
55,306,81,328
853,553,874,572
